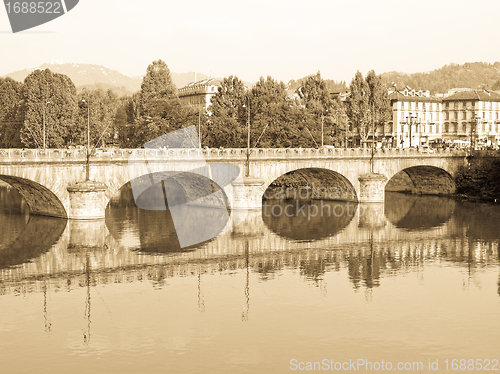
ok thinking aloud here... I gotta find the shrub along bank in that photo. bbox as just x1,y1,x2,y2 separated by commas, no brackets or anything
455,157,500,201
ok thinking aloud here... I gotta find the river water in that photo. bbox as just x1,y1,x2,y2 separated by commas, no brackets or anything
0,184,499,373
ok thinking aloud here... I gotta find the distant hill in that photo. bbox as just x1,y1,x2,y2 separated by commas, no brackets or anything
4,63,143,93
380,62,500,94
2,63,255,94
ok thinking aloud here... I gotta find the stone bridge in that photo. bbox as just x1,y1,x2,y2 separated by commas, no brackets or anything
0,147,485,219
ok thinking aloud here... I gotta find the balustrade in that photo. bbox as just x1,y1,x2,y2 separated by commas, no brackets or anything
0,147,475,162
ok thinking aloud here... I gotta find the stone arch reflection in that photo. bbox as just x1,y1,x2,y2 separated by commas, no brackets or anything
384,192,454,231
262,199,357,241
0,215,67,269
105,171,231,253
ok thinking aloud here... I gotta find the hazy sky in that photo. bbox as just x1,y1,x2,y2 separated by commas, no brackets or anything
1,0,500,83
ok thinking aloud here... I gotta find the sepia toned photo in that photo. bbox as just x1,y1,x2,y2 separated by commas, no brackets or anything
0,1,499,373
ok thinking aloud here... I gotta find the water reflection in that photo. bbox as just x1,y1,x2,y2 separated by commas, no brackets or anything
105,182,229,253
384,192,454,230
0,187,498,297
262,199,357,241
1,185,500,374
0,214,67,269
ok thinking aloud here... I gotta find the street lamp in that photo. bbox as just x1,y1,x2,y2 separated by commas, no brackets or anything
466,108,478,154
404,112,418,148
82,98,90,181
344,113,349,149
242,96,251,177
42,100,50,149
321,108,328,147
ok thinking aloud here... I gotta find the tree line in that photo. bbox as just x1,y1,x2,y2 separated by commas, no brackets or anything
0,59,390,149
381,62,500,94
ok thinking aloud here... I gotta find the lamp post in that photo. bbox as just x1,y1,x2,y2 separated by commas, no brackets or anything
466,108,478,155
45,101,51,148
42,100,50,150
242,96,251,177
405,112,418,148
344,113,349,149
82,98,90,181
321,108,328,147
198,109,202,148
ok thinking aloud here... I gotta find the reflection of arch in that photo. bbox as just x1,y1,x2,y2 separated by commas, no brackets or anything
266,168,358,202
386,166,456,195
384,192,454,230
262,199,357,241
0,215,67,269
105,171,231,253
0,175,67,218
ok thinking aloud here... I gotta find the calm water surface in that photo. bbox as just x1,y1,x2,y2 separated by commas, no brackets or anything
0,184,499,374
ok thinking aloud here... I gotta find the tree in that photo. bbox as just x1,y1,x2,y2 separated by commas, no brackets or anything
365,70,391,145
346,71,370,147
250,76,290,147
296,72,336,146
77,89,121,148
139,60,177,118
20,69,78,148
206,76,247,148
0,77,24,147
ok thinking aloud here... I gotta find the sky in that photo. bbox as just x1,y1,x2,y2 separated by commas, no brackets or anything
1,0,500,84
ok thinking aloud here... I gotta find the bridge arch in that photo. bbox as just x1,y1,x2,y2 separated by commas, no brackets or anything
260,167,359,203
385,165,456,195
0,175,67,218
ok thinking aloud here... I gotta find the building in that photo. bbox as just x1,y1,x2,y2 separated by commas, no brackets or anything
178,78,220,112
441,89,500,147
388,86,442,149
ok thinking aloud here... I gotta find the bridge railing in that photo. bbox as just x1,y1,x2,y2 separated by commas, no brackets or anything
0,147,477,162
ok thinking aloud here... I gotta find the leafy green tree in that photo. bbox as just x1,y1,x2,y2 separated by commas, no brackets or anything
77,89,121,148
0,77,24,147
21,69,78,148
296,72,336,146
206,76,247,148
139,60,177,118
250,76,291,147
346,71,371,147
366,70,391,123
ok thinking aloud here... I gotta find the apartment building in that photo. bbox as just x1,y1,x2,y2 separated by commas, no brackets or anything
178,78,220,112
441,89,500,147
388,87,442,148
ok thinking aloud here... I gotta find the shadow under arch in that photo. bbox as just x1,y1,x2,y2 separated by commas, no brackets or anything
384,192,455,231
0,175,67,218
0,215,67,269
105,170,233,254
386,165,456,195
265,167,358,202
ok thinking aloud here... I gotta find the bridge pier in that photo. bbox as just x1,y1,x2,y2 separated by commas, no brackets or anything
231,177,265,210
358,173,387,203
67,181,108,220
67,219,109,252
